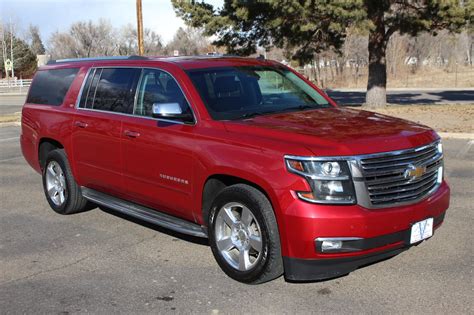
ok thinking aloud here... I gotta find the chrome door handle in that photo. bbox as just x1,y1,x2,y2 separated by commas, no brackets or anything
74,121,88,128
124,130,140,138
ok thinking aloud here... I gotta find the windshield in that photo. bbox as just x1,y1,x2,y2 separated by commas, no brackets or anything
186,66,331,120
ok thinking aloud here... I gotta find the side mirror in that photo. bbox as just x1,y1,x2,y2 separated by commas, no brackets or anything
151,102,193,122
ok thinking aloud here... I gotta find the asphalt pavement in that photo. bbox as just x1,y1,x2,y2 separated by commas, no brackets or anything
0,95,26,115
0,125,473,314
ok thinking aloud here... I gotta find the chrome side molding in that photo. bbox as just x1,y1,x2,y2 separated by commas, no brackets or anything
81,187,207,238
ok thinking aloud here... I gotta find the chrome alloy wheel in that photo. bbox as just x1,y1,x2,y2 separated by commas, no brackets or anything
215,202,263,271
45,161,67,206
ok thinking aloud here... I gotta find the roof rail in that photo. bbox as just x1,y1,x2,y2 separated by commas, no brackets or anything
47,55,148,65
166,54,250,60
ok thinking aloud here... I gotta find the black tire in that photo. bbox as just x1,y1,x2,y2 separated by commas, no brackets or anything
42,149,92,215
208,184,283,284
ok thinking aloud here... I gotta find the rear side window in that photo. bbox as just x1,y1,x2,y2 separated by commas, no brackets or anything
79,68,141,114
27,68,79,106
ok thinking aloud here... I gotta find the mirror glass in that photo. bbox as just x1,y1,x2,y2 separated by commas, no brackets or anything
152,102,183,117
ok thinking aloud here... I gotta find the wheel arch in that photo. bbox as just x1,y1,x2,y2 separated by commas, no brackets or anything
200,173,279,228
38,138,64,170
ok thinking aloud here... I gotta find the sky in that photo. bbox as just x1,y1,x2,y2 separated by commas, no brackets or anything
0,0,223,44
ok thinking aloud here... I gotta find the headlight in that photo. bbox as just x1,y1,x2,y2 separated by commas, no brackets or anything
285,157,356,204
437,141,443,183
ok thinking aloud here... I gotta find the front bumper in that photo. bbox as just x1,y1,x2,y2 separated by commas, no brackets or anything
283,211,445,281
275,180,450,281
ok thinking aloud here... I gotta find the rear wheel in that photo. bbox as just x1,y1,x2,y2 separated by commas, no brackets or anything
208,184,283,284
42,149,91,215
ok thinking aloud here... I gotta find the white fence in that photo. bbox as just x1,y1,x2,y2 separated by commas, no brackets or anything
0,79,32,94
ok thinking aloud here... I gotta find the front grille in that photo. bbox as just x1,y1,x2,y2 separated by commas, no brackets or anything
359,142,443,207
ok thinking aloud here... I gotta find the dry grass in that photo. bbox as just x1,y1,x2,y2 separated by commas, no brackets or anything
356,104,474,133
324,66,474,89
388,67,474,89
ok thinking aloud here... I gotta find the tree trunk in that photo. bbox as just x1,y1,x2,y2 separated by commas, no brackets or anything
365,3,388,107
469,41,473,67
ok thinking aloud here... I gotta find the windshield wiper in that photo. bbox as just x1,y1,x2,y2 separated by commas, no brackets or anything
239,112,264,119
233,111,278,120
283,104,319,112
232,105,321,120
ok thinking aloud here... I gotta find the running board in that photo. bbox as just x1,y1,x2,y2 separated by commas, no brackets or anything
81,187,207,238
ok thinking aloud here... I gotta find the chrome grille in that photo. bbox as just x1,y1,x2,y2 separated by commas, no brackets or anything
358,142,443,207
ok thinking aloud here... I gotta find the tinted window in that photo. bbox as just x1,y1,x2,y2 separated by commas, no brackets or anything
27,68,79,106
187,66,330,120
135,68,192,118
87,68,141,114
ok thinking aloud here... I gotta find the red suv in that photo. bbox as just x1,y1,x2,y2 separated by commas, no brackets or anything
21,56,449,283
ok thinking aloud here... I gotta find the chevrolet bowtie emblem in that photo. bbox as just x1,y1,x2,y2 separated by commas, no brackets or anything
404,164,427,180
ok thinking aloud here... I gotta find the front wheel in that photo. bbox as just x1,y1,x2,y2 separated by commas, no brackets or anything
208,184,283,284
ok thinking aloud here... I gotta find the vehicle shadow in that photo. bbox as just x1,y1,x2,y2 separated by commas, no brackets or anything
326,90,474,106
98,206,209,246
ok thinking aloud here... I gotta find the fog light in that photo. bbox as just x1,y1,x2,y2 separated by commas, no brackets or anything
321,240,343,251
316,237,363,253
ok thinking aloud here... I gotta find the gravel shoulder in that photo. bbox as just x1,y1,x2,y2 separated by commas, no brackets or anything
352,104,474,133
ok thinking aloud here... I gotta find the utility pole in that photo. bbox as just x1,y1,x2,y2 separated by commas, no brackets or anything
136,0,144,56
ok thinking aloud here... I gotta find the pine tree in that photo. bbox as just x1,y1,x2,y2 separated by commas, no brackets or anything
173,0,470,107
29,25,46,55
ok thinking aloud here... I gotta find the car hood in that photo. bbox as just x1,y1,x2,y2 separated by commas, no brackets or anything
223,107,439,156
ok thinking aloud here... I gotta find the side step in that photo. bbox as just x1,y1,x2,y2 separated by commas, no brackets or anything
81,187,207,238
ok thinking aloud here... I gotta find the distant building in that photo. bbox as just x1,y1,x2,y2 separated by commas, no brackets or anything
37,55,51,67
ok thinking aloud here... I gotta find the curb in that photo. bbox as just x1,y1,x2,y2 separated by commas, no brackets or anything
438,132,474,140
0,92,28,96
327,88,474,92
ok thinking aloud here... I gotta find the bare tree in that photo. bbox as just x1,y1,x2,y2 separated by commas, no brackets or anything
118,24,164,56
47,32,78,59
165,27,211,56
47,19,117,59
386,33,409,80
70,19,116,57
457,31,471,66
343,30,369,85
48,20,167,59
